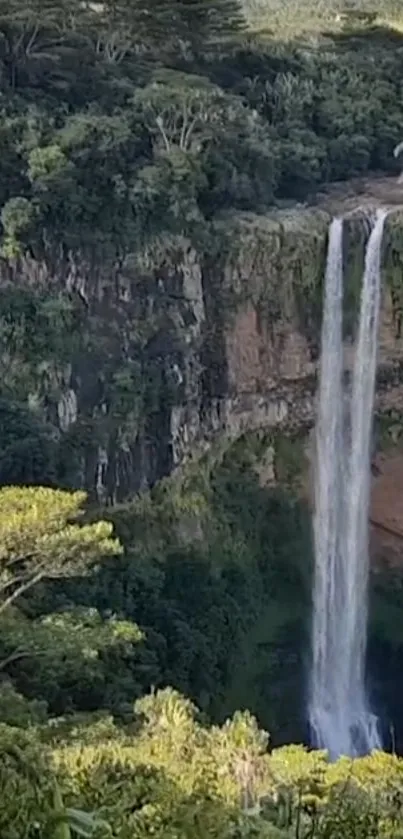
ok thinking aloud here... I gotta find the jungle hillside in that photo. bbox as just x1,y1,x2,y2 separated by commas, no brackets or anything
2,0,403,836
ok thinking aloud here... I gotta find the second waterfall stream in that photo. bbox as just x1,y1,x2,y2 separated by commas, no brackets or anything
310,208,387,758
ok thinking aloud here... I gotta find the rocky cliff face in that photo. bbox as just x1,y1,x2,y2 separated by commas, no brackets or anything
3,176,403,507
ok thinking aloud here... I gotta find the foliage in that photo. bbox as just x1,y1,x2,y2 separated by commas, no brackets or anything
49,689,274,838
28,438,312,742
0,3,400,257
0,398,61,486
0,680,48,727
0,486,121,612
0,1,403,836
0,722,111,838
0,605,156,715
0,723,54,838
2,695,403,838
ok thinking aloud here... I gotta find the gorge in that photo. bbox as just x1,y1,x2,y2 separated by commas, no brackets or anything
4,177,403,751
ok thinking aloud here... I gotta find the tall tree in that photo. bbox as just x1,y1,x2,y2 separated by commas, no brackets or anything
170,0,245,53
0,0,94,92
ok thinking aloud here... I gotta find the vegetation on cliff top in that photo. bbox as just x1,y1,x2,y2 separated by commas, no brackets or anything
0,0,402,261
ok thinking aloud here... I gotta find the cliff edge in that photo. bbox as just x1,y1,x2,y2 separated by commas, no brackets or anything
2,175,403,504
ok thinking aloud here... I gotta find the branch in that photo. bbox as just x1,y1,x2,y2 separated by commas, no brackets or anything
0,574,31,594
155,116,171,152
25,23,40,57
0,569,45,615
0,648,31,671
3,544,62,570
183,116,199,151
179,103,189,150
14,28,27,55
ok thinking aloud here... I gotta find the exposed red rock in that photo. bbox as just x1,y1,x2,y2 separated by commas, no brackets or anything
370,452,403,566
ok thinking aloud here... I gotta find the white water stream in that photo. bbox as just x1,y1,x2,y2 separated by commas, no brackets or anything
310,209,387,758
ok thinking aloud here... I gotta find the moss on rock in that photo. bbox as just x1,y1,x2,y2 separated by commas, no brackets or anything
383,210,403,334
212,208,329,341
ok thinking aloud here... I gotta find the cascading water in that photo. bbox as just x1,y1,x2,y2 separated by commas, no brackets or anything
342,210,386,755
310,217,346,757
310,209,387,758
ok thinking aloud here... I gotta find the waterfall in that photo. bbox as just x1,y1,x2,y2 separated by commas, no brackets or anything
310,217,346,757
310,209,387,758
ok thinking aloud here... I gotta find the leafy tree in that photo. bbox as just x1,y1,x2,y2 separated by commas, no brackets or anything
0,0,87,90
0,606,159,715
0,195,36,256
0,486,121,613
132,72,227,154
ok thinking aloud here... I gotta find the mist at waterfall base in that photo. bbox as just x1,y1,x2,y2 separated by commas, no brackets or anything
309,209,387,760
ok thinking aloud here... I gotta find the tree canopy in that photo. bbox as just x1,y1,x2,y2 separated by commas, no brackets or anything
0,486,121,612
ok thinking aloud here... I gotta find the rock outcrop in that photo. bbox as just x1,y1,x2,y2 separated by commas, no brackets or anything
2,175,403,505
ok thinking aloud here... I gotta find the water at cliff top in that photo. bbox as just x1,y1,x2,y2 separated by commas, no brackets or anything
309,210,387,758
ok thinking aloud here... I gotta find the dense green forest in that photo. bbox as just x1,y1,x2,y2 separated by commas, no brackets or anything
2,0,403,835
0,0,402,260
